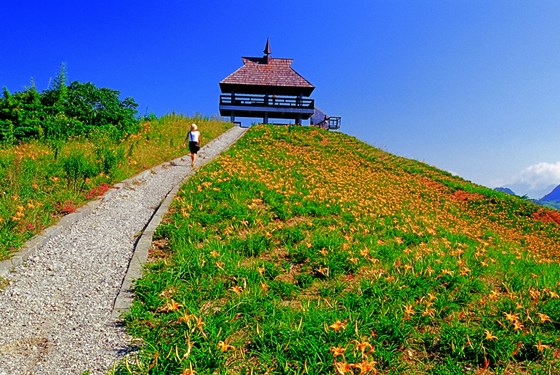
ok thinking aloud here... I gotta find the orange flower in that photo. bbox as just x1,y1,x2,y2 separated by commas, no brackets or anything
329,319,348,332
330,346,346,357
317,267,330,277
334,361,353,375
230,285,243,294
217,340,234,352
484,329,497,341
537,313,551,323
512,320,524,331
353,359,378,374
503,312,519,323
534,341,551,352
159,299,182,312
352,339,373,356
404,304,415,317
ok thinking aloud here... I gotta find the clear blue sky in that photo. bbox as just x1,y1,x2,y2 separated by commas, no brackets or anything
2,1,560,198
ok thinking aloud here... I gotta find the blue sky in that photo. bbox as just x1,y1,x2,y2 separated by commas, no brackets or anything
2,1,560,198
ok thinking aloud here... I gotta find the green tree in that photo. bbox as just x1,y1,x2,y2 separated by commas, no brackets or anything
0,63,140,143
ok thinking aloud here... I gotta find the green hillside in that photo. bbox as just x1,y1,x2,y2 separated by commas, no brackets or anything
117,125,560,375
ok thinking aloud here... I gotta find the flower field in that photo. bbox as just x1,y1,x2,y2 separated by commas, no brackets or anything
0,114,231,260
117,125,560,374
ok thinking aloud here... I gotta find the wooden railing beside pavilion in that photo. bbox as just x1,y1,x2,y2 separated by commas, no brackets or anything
219,94,314,109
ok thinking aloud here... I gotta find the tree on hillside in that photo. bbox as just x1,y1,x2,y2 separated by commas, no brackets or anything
0,64,140,144
65,81,139,136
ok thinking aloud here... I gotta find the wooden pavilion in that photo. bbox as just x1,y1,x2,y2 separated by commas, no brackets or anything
219,39,340,129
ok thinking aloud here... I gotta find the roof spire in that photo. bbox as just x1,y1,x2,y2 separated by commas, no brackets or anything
263,37,271,56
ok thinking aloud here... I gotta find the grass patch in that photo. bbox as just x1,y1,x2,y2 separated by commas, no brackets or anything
115,125,560,375
0,114,232,260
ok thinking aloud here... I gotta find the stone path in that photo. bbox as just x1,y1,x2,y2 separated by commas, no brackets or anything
0,126,247,375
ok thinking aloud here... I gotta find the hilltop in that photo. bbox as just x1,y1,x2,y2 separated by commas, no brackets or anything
118,125,560,375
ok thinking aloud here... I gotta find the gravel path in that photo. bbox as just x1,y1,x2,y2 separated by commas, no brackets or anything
0,126,247,375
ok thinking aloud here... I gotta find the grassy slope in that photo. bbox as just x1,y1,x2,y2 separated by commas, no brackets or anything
0,114,231,259
118,125,560,375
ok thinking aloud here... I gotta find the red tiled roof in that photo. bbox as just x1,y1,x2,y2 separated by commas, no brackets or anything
220,56,315,96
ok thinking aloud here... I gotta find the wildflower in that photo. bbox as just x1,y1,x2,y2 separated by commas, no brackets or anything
230,285,243,294
504,312,519,323
334,361,353,375
529,289,541,301
329,319,347,332
330,346,346,357
484,329,497,341
352,339,373,356
512,320,524,331
209,250,220,258
422,307,435,318
534,341,551,352
537,313,551,323
217,341,234,352
404,304,415,317
489,290,500,301
260,282,269,292
319,248,329,256
160,299,182,312
317,267,330,277
179,311,194,324
353,359,378,374
441,269,453,276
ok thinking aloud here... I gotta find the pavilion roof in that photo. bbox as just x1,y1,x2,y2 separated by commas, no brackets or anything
220,55,315,96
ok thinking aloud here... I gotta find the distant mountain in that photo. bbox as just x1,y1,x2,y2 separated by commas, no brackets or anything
537,184,560,210
493,185,560,210
540,184,560,202
494,187,517,196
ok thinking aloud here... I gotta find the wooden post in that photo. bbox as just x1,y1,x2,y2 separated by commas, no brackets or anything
230,93,236,123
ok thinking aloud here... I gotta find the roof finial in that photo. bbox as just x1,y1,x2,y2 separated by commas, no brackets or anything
263,37,271,56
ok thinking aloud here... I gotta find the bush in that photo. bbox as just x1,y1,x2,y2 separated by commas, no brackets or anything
61,152,97,192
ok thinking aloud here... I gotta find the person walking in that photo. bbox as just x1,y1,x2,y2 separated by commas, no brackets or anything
182,123,201,168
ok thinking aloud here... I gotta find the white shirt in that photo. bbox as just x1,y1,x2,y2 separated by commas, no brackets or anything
189,130,200,143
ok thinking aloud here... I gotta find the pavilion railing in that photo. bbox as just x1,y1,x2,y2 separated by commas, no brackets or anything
220,94,314,109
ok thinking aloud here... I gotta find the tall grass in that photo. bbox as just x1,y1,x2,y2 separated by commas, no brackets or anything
115,126,560,374
0,114,232,260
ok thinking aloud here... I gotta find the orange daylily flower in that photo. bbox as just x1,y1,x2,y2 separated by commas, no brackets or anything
353,359,378,374
537,313,552,323
329,319,348,332
217,341,234,352
160,299,182,313
352,339,373,356
534,341,551,352
334,361,353,375
230,285,243,294
330,346,346,357
484,329,497,341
